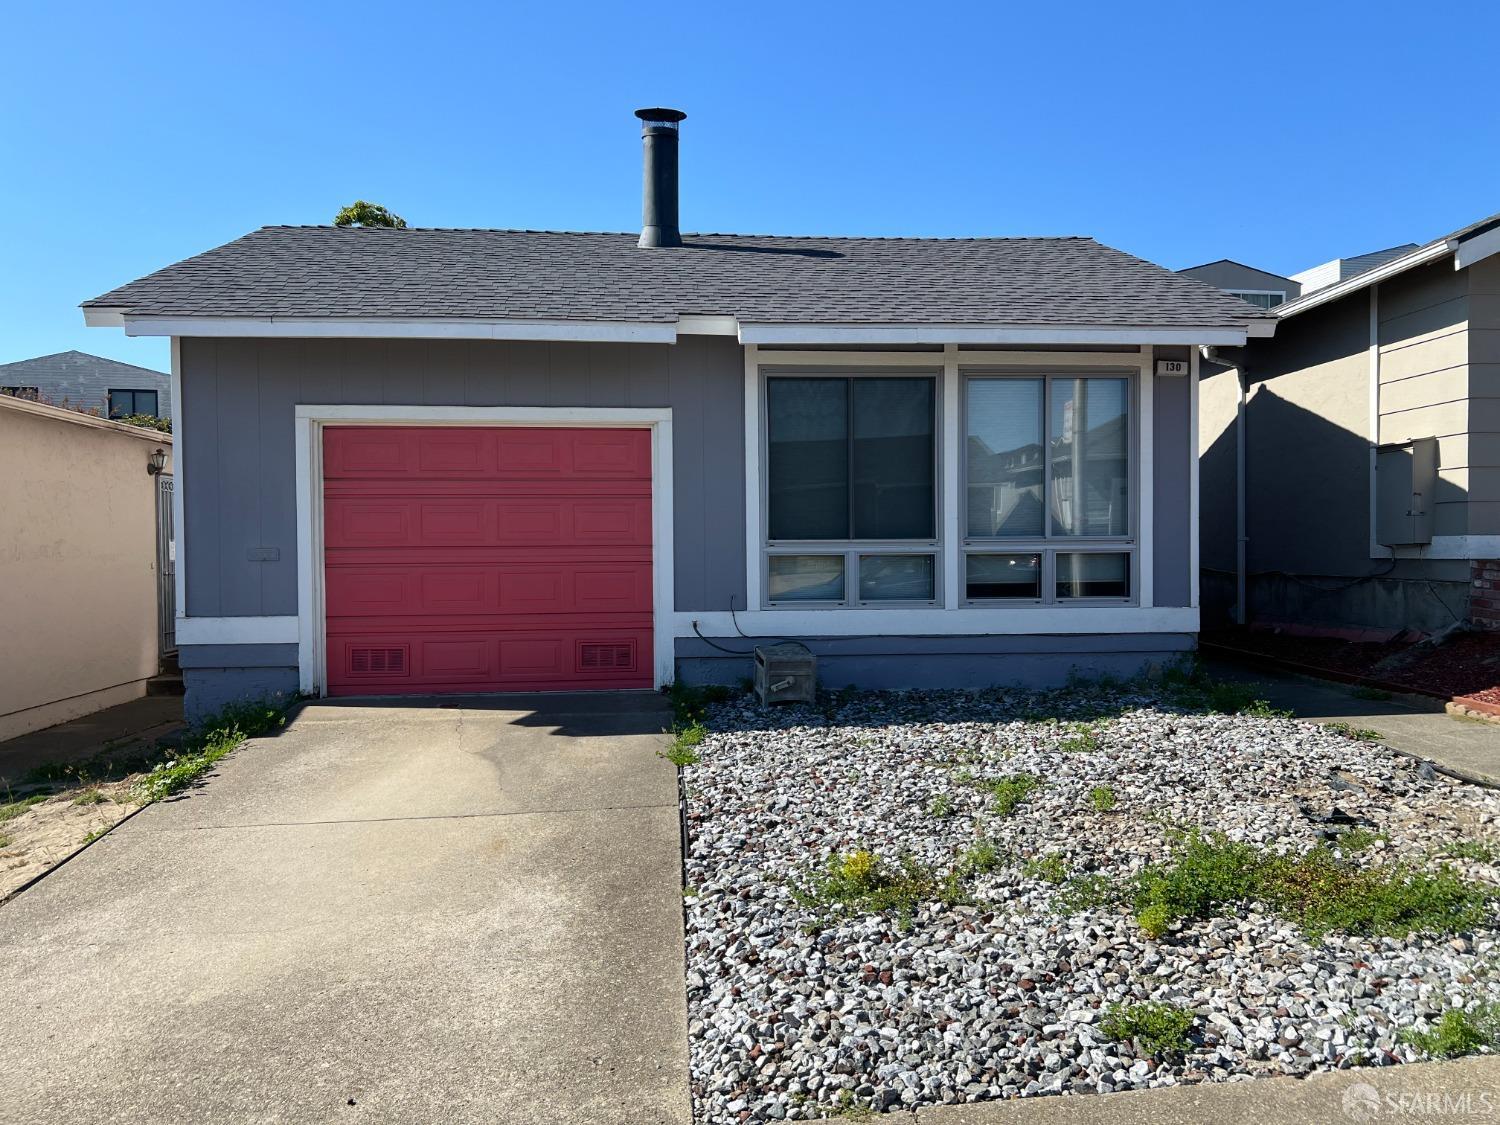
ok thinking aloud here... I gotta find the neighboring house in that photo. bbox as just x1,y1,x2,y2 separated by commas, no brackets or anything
1291,244,1418,297
1178,260,1301,310
0,395,174,740
0,350,172,420
81,108,1273,719
1196,211,1500,634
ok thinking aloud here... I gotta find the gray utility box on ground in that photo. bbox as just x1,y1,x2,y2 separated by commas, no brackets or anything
754,644,817,705
1375,437,1437,546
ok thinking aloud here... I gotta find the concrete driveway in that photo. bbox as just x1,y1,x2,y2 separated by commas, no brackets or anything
0,694,691,1125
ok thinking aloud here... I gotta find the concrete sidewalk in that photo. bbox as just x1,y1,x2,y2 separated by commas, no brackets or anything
0,693,689,1125
914,1055,1500,1123
1202,657,1500,787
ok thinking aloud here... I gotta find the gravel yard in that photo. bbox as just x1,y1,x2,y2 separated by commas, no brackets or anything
679,681,1500,1121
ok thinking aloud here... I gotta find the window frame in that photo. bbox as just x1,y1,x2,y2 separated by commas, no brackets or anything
109,388,159,418
960,368,1140,607
760,366,943,608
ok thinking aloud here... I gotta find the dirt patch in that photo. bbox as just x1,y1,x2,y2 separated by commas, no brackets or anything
1,780,144,900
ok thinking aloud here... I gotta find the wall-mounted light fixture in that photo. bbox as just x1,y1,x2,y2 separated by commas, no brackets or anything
147,448,167,476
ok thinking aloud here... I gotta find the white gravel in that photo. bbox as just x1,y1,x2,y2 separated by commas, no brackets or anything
680,685,1500,1122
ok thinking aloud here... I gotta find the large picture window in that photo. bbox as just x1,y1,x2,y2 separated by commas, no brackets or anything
965,372,1134,603
765,374,938,605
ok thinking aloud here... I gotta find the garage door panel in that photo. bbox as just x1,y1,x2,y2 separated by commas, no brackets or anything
324,425,653,695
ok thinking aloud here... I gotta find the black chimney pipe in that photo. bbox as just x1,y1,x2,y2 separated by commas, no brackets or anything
635,107,686,248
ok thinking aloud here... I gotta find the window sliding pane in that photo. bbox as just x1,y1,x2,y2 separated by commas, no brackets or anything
966,378,1044,538
852,378,935,539
858,554,935,601
768,555,845,601
767,379,848,540
1050,377,1129,537
965,553,1042,600
1056,552,1130,599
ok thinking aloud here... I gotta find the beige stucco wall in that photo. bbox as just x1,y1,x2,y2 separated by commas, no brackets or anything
0,397,173,741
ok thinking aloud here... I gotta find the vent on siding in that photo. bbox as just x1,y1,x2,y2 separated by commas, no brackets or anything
579,641,635,671
349,646,409,676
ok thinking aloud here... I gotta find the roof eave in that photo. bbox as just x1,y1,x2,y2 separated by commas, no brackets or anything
84,312,1274,348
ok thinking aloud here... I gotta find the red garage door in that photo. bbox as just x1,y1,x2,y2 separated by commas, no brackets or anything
323,426,653,696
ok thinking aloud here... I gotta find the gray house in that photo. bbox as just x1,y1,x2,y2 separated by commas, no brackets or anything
82,109,1273,718
0,350,171,420
1178,261,1301,310
1196,211,1500,634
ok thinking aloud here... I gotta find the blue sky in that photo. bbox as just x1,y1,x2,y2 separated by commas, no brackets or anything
4,0,1498,373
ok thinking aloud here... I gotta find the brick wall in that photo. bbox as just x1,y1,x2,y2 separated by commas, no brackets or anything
1472,561,1500,628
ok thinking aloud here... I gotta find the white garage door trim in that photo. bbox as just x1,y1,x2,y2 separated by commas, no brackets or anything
293,405,676,696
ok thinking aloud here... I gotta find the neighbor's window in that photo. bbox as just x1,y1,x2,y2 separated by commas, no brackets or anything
1226,290,1286,310
765,374,938,605
109,389,159,418
965,373,1134,603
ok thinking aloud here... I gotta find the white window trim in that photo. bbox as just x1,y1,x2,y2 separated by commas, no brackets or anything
743,347,1161,622
290,405,676,695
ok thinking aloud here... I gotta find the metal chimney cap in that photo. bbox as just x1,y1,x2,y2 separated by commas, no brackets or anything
634,107,687,124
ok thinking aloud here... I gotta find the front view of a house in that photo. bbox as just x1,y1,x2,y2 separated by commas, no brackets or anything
83,110,1274,718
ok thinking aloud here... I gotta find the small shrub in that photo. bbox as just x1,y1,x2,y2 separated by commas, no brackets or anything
1138,902,1174,938
1089,785,1117,812
1099,1001,1195,1056
1401,1005,1500,1059
1323,721,1382,742
1023,853,1068,885
1242,698,1294,719
71,790,109,806
981,772,1044,816
928,793,954,818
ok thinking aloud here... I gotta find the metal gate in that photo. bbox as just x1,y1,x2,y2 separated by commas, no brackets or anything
156,474,176,656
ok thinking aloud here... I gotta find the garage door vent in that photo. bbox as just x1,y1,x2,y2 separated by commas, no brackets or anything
349,646,409,676
579,641,635,671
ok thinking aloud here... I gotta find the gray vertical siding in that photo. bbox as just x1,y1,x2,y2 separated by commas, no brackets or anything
180,337,1196,624
1152,348,1192,608
179,335,748,617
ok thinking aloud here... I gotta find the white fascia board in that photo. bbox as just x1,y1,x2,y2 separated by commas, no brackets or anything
116,316,678,344
1455,226,1500,271
676,314,739,335
82,306,126,327
738,324,1254,346
177,616,299,645
1244,319,1278,337
1276,241,1454,320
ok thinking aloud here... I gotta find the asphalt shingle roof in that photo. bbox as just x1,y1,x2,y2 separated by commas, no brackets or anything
85,226,1273,329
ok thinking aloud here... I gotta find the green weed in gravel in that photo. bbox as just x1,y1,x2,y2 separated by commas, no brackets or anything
1089,785,1117,812
1130,830,1494,941
1401,1005,1500,1059
979,772,1044,816
1023,853,1068,884
1099,1001,1195,1056
928,793,954,818
1323,721,1383,742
